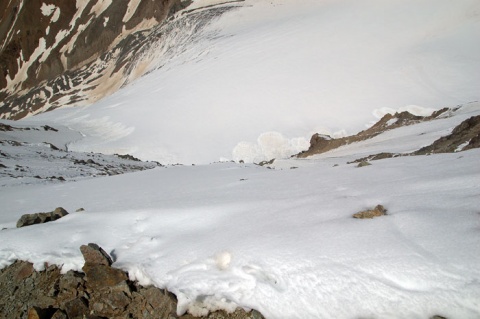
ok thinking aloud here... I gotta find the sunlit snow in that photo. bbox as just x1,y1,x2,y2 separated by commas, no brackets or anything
1,0,480,318
27,0,480,164
2,103,480,318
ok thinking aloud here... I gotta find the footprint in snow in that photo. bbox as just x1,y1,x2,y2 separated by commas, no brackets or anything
242,264,285,291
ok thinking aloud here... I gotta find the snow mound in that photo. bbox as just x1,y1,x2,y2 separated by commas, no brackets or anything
232,132,309,163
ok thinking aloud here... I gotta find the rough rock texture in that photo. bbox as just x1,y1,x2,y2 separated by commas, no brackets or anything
297,108,450,158
353,205,387,219
0,244,264,319
256,158,275,167
298,107,480,166
414,115,480,155
356,161,372,168
0,1,237,120
348,153,397,165
0,0,186,91
16,207,68,228
346,113,480,165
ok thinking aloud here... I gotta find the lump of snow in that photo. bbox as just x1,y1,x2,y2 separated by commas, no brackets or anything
40,3,60,22
214,251,232,270
233,132,309,163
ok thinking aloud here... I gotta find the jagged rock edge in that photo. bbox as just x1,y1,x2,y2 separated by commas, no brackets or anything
296,105,480,163
0,244,265,319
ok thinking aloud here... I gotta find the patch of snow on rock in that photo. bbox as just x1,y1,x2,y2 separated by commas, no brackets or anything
122,0,142,23
40,3,60,22
40,3,56,16
89,0,113,17
188,0,240,11
386,118,398,126
6,38,47,88
51,6,61,22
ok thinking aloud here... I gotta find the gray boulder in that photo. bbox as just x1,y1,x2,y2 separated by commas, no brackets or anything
16,207,69,228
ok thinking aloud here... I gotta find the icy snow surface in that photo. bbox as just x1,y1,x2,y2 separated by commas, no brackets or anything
1,104,480,318
27,0,480,164
1,0,480,317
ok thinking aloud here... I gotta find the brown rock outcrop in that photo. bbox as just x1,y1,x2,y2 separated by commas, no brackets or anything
298,106,480,165
414,115,480,155
16,207,69,228
0,1,240,120
297,108,450,158
347,113,480,165
353,205,387,219
0,0,186,91
0,244,264,319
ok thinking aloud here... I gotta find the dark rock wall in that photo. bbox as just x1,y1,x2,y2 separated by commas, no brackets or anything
0,0,183,89
0,1,233,120
296,108,451,158
0,0,187,114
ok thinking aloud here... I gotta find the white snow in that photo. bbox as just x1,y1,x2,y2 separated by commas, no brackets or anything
373,105,438,120
386,118,398,126
187,0,241,11
75,0,89,10
1,0,480,318
0,0,24,53
51,6,61,23
103,16,109,27
89,0,113,17
6,38,47,88
232,131,309,163
27,0,480,164
1,104,480,317
40,3,55,16
40,4,61,22
291,103,479,165
455,140,470,152
56,1,92,67
122,0,141,23
5,0,87,91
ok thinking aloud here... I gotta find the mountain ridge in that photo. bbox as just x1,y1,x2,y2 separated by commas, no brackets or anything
0,0,195,119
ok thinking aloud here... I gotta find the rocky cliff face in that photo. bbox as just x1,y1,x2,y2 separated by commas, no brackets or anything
0,0,193,119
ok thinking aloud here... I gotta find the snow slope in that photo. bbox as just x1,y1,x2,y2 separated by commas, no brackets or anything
1,0,480,317
27,0,480,164
0,119,159,187
1,103,480,318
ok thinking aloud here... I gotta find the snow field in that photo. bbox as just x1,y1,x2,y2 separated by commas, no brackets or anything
28,0,480,164
1,0,479,317
1,144,479,317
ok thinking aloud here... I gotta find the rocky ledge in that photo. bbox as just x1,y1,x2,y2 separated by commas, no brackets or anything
296,106,480,162
0,243,263,319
